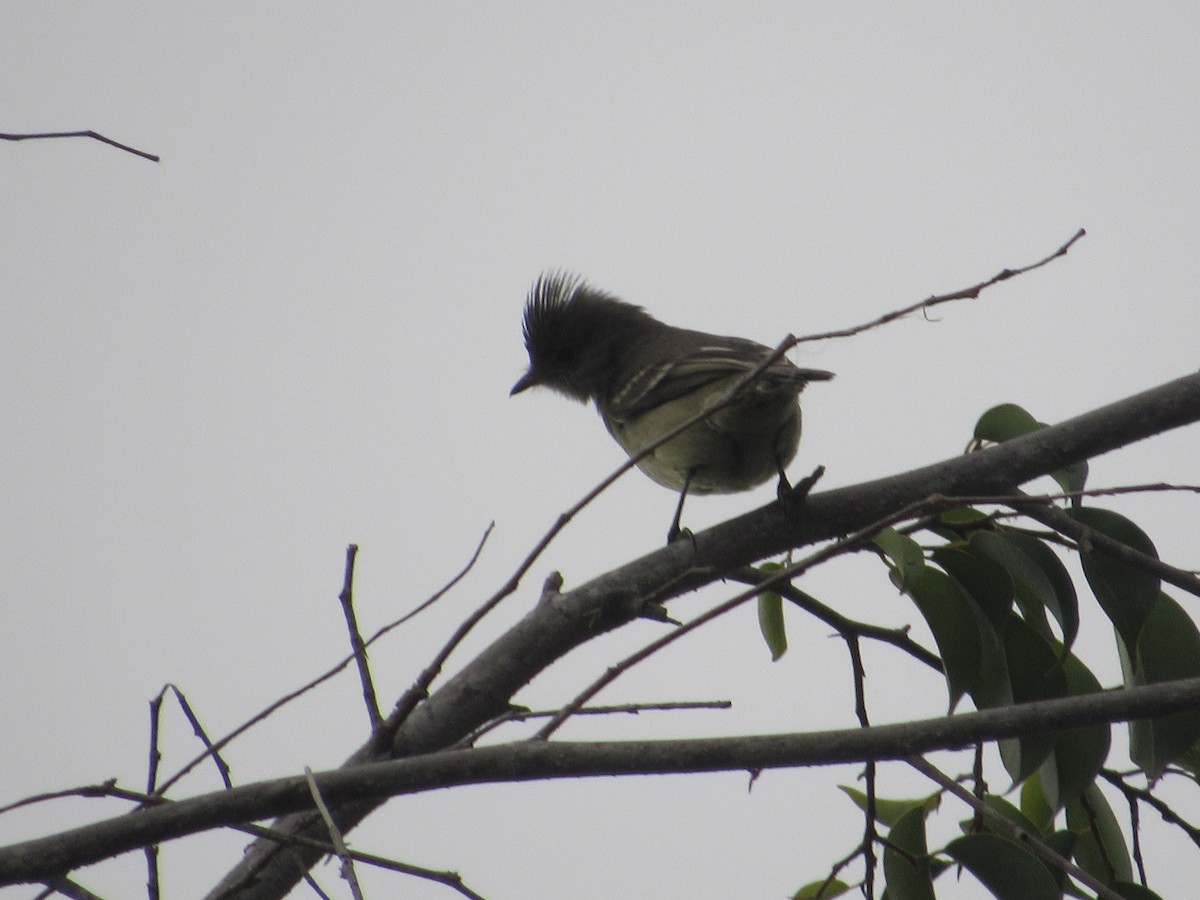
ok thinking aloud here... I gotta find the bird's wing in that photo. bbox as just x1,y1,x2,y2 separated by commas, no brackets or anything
608,335,831,420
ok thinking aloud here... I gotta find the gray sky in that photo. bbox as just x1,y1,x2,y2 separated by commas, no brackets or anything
3,5,1200,898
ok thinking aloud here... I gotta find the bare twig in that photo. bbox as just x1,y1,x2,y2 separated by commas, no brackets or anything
146,691,165,899
1011,492,1200,601
149,685,231,796
729,567,944,672
844,635,877,900
233,820,488,900
39,878,106,900
153,524,493,795
459,699,733,746
304,768,364,900
791,228,1086,346
1,130,160,162
337,545,382,729
532,495,951,741
1101,768,1200,851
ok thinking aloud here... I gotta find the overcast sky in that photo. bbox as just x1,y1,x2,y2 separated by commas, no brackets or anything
3,5,1200,899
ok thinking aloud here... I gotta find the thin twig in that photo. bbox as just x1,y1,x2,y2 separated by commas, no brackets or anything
338,545,382,728
532,494,953,741
729,567,944,672
145,691,164,899
153,524,493,795
844,635,877,900
304,767,365,900
1011,492,1200,600
458,699,733,746
790,228,1086,347
164,685,232,790
233,820,488,900
907,756,1124,900
1,130,160,162
39,878,106,900
1101,768,1200,850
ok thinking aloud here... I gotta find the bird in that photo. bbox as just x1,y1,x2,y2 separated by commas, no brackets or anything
510,272,833,542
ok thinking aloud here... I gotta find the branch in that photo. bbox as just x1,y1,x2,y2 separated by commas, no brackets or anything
909,757,1123,900
1,130,160,162
197,369,1200,899
6,676,1200,885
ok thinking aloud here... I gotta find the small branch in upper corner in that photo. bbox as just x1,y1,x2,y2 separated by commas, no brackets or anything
790,228,1087,346
339,544,383,729
1,130,160,162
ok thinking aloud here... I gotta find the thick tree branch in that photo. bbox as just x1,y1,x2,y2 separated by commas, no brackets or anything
5,676,1200,885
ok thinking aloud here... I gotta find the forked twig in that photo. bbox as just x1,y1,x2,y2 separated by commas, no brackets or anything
1,130,160,162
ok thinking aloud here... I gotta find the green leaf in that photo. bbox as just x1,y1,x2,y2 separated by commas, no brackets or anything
1051,458,1090,498
970,402,1087,494
1020,776,1055,834
971,795,1044,837
931,546,1014,629
997,618,1068,785
969,532,1051,641
1000,531,1080,658
883,806,935,900
792,878,853,899
1068,507,1159,650
839,786,939,828
930,505,992,542
974,403,1042,444
1122,592,1200,778
944,833,1062,900
757,591,788,661
1114,882,1166,900
875,527,927,591
1039,652,1110,810
1066,783,1132,886
906,567,984,709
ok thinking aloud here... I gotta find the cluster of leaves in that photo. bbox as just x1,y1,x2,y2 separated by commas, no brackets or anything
776,404,1200,899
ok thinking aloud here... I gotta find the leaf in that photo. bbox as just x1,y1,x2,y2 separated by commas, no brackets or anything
996,618,1067,785
757,591,788,661
1000,531,1079,658
1038,652,1111,810
1122,592,1200,778
792,878,853,899
1069,507,1159,650
970,402,1087,494
1113,882,1166,900
943,833,1062,900
974,403,1042,444
905,567,985,709
839,786,940,828
883,806,935,900
970,795,1043,837
930,505,991,542
931,546,1013,629
1066,783,1133,886
875,527,926,591
1020,776,1055,835
969,532,1052,642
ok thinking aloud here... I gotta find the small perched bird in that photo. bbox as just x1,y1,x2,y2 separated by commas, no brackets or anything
511,273,833,541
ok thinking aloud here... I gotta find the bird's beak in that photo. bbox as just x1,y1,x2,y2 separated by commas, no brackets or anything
510,370,539,395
